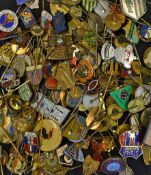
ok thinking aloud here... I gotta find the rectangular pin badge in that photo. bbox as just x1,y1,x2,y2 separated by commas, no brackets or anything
20,8,36,29
31,93,70,125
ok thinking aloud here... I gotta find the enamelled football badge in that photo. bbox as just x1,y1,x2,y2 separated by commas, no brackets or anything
0,10,18,32
119,131,142,159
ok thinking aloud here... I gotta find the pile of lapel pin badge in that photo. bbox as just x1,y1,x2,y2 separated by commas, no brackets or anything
1,0,151,174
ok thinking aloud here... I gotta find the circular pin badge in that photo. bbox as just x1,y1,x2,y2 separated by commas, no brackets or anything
107,104,123,120
82,50,101,69
34,119,62,151
101,158,126,175
104,14,122,31
0,10,18,32
128,97,145,113
101,42,115,60
7,95,23,111
31,25,44,36
139,24,151,42
143,47,151,69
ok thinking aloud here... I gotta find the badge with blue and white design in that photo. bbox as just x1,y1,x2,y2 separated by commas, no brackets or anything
0,10,18,32
24,132,39,156
101,158,126,175
139,24,151,42
119,130,142,159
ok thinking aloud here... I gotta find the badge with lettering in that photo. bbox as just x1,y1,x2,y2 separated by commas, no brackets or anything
31,93,70,125
0,10,18,32
110,86,131,111
20,8,36,29
64,143,84,163
82,0,97,12
119,131,142,159
24,132,38,156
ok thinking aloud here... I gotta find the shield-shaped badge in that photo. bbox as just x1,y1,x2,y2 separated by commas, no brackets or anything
24,132,38,155
26,65,43,85
119,130,142,159
120,0,147,21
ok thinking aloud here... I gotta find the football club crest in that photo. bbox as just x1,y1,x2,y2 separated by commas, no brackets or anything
110,86,131,110
119,131,142,159
56,144,73,166
24,132,38,155
0,10,18,32
26,65,43,85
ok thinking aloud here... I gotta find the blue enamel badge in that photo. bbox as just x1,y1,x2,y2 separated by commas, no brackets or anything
52,11,67,34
